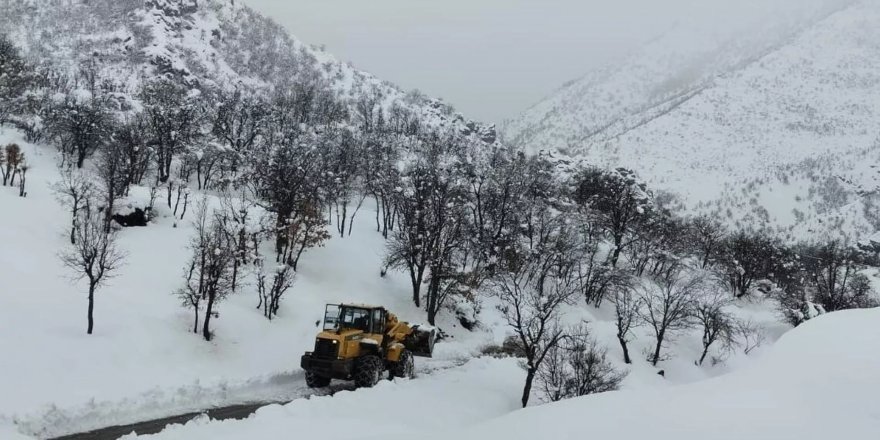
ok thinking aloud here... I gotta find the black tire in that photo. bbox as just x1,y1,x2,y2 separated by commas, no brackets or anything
354,355,384,388
305,372,331,388
390,349,415,379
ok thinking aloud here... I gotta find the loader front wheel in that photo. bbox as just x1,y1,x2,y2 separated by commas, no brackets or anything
391,349,415,379
354,355,383,388
306,372,331,388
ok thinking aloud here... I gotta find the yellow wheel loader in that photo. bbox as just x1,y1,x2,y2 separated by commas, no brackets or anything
301,303,437,388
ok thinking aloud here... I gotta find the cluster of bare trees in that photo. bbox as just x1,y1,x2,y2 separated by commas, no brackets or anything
0,143,28,196
474,163,878,406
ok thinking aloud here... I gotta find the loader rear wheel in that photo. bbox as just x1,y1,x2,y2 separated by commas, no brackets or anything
306,372,331,388
391,349,415,379
354,355,383,388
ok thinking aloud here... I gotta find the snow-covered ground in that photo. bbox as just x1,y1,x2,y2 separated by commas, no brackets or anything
0,128,792,438
444,308,880,440
0,128,498,437
81,309,879,440
123,358,524,440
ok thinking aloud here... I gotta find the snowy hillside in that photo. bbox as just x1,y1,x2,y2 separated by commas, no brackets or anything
0,128,491,437
0,0,495,142
40,309,878,440
504,0,880,240
1,1,878,439
445,308,880,440
0,128,793,437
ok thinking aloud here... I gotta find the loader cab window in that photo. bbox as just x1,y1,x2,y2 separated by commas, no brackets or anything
337,307,371,332
323,305,341,331
371,309,385,334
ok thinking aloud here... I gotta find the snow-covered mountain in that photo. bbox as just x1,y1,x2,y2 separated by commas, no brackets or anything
0,0,496,142
504,0,880,241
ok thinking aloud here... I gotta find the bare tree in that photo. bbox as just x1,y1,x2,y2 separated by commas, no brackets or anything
60,211,125,334
95,141,130,231
716,231,778,298
256,260,295,320
611,283,640,364
177,201,235,341
216,193,258,291
572,167,653,267
694,289,738,365
688,215,726,269
801,240,877,312
538,323,626,403
53,167,95,244
491,211,582,407
736,320,766,355
16,157,28,197
637,273,699,366
3,143,22,186
140,78,203,183
115,115,152,187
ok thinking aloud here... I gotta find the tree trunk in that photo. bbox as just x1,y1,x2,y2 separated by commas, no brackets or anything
410,271,422,308
609,235,622,268
87,282,96,335
231,261,239,292
698,345,710,366
77,150,87,169
426,275,440,325
618,335,631,364
70,206,78,245
521,368,536,407
652,330,666,366
203,294,215,341
180,194,189,219
192,307,199,334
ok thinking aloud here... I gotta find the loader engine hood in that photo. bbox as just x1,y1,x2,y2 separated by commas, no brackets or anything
314,329,383,360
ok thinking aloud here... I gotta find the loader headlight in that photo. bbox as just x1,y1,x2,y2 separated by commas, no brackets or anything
332,340,338,344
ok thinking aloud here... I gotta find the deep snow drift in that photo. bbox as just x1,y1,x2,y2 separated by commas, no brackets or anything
124,358,524,440
443,308,880,440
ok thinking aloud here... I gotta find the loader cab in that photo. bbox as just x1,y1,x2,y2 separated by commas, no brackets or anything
323,304,386,335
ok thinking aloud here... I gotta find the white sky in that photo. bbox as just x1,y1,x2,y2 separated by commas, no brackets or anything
240,0,851,124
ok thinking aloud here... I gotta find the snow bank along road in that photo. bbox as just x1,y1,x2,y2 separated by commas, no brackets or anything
105,358,523,440
45,356,476,440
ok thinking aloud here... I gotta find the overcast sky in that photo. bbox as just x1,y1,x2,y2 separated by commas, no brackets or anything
240,0,850,124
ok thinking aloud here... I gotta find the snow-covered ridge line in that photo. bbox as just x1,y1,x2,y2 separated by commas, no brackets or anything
503,0,880,240
0,0,496,144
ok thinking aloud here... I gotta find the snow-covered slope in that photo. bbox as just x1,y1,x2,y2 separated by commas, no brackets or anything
70,308,879,440
0,0,495,141
504,0,880,240
0,128,495,437
0,124,789,438
447,308,880,440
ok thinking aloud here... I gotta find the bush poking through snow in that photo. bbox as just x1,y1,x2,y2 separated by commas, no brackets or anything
538,324,626,403
2,143,23,186
256,262,295,320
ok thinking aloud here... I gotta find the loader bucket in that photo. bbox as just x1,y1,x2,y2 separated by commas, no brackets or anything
406,325,436,358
